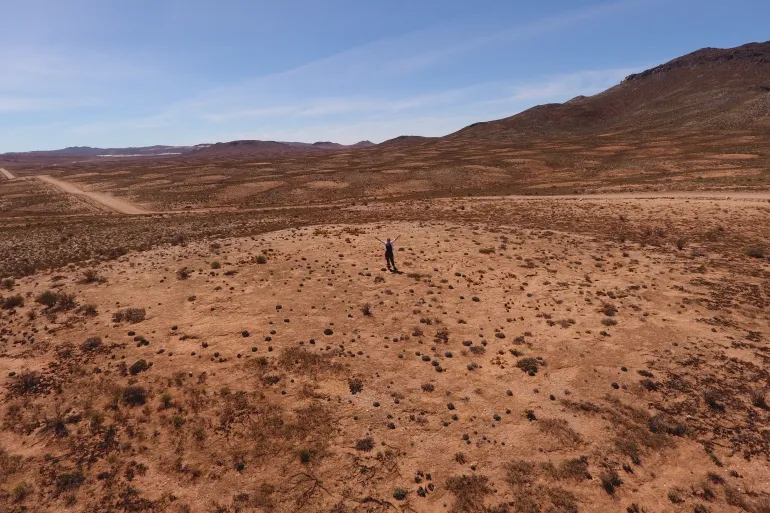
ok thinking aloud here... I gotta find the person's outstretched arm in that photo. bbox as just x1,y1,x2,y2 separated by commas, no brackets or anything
375,237,385,244
393,235,400,242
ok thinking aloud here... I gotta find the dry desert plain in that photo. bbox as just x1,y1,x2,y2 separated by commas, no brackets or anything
1,155,770,513
3,40,770,513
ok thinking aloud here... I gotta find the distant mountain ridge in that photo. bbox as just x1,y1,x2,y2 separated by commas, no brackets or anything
4,41,769,161
448,40,770,142
186,139,374,158
2,145,195,157
1,140,376,158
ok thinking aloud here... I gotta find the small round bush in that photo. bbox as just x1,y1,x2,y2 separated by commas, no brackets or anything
129,359,150,376
81,336,102,352
122,385,148,406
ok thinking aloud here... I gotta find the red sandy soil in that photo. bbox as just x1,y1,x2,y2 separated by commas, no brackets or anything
1,41,769,513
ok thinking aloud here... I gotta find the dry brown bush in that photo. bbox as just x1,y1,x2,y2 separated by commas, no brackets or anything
445,474,492,512
7,370,52,397
81,269,106,284
0,294,23,309
278,347,343,376
113,307,146,323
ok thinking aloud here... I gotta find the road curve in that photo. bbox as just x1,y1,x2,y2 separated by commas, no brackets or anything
0,168,15,180
37,175,150,215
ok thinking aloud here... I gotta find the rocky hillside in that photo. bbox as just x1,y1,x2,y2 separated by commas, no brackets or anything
449,41,770,141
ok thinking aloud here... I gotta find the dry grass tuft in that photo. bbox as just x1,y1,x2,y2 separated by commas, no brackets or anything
445,474,492,512
81,268,106,284
279,347,344,376
7,370,53,397
112,307,146,323
538,418,583,447
0,294,24,309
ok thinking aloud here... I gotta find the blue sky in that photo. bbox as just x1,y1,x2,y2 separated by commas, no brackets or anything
1,0,768,152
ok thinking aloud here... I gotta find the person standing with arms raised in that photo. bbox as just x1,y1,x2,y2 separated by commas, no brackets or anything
375,236,400,272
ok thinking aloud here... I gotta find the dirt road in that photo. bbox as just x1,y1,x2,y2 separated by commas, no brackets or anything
0,168,15,180
471,190,770,202
37,175,150,215
27,171,770,218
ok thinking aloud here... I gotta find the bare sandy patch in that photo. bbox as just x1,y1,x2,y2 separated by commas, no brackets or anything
218,180,284,200
136,179,173,187
670,168,762,180
708,153,759,159
305,180,350,189
376,179,432,195
187,174,229,183
595,145,634,151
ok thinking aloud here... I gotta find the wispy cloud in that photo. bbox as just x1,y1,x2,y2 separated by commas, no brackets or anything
0,45,163,121
0,96,104,113
382,0,643,75
119,0,640,127
486,68,636,105
59,66,632,146
195,87,475,124
211,67,635,143
0,46,159,92
0,0,650,151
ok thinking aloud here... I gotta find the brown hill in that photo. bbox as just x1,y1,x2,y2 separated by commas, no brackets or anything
188,139,373,158
311,141,345,149
450,41,770,142
378,135,437,147
189,140,330,158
